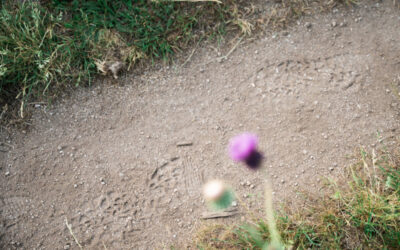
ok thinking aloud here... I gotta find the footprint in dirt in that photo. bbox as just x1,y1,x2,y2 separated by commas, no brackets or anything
145,157,204,214
68,157,204,248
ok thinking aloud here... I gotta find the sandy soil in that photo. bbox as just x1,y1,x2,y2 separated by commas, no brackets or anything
1,1,400,249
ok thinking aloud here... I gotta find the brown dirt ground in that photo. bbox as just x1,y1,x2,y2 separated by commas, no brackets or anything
1,1,400,249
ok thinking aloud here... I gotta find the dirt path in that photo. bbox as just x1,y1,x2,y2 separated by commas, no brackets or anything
1,1,400,249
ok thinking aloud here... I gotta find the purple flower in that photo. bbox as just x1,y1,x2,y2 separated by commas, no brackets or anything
229,133,263,169
229,133,258,161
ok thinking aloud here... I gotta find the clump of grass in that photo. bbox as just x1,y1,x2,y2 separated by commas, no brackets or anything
0,0,360,121
0,0,241,119
0,2,82,117
194,146,400,249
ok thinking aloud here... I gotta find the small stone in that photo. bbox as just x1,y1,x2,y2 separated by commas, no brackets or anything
302,149,308,155
243,194,248,198
331,21,337,27
74,184,78,188
250,184,255,189
280,179,285,184
302,169,305,173
305,22,312,29
232,201,238,207
5,171,10,176
386,89,390,93
295,175,299,179
246,181,251,186
329,167,334,171
57,145,62,151
294,183,298,186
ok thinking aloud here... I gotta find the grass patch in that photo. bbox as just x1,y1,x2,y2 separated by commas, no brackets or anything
194,145,400,249
0,0,357,121
0,0,240,119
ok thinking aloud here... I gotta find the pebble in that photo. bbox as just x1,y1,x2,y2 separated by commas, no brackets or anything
305,22,312,29
74,184,78,188
232,201,238,207
302,149,308,155
5,171,10,176
294,183,298,186
280,179,285,184
246,181,251,186
250,184,255,189
331,21,337,27
329,167,334,171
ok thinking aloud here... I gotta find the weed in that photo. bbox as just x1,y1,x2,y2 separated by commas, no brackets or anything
194,145,400,249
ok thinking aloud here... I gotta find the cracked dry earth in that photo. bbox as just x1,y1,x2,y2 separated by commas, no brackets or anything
1,1,400,249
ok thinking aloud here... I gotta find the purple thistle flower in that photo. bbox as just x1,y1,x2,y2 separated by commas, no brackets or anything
229,133,258,161
229,133,263,169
